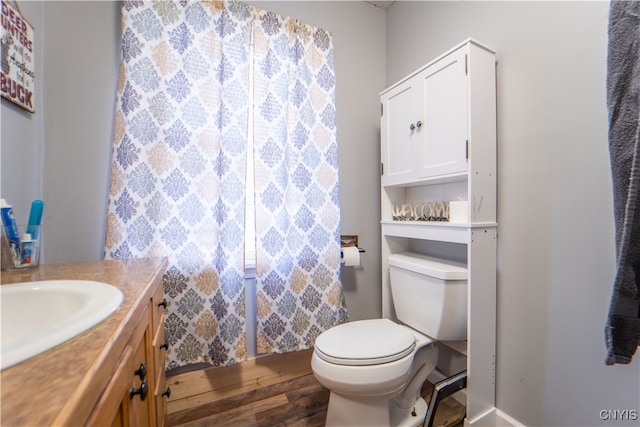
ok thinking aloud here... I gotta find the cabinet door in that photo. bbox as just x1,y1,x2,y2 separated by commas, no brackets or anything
86,347,133,427
87,306,155,427
154,367,168,427
129,310,154,427
416,47,468,179
152,284,168,427
381,79,419,186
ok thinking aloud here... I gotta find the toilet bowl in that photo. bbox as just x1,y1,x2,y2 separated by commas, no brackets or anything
311,252,467,427
312,318,438,426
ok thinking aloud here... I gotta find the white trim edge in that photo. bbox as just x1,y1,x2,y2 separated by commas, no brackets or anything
496,410,526,427
465,407,526,427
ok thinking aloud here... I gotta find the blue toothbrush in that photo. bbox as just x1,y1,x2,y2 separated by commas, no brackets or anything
26,200,44,239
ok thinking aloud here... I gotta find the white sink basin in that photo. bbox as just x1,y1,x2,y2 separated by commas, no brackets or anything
1,280,124,370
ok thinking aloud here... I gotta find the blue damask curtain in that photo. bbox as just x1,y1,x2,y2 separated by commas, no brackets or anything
105,0,346,369
252,11,347,354
106,1,252,369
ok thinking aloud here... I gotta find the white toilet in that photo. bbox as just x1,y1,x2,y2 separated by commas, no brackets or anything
312,252,467,427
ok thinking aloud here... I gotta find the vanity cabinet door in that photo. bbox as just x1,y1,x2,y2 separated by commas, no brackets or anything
86,347,133,427
415,46,468,179
154,367,168,427
151,283,169,427
128,308,154,427
86,307,155,427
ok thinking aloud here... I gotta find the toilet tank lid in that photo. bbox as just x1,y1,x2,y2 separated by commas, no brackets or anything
389,252,467,280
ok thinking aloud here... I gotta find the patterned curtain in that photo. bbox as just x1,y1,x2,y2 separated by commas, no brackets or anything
105,1,252,369
105,0,347,369
252,11,348,354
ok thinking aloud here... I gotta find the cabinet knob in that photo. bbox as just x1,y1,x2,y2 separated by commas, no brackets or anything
134,362,147,380
409,123,415,131
130,380,149,401
416,120,422,128
158,298,168,308
162,387,172,399
160,342,169,351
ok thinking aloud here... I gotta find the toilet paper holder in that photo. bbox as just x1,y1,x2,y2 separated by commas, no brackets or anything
340,235,364,258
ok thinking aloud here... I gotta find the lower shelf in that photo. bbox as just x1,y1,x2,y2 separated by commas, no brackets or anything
441,340,467,356
381,221,497,243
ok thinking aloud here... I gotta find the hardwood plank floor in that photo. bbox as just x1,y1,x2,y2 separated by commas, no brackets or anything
168,372,465,427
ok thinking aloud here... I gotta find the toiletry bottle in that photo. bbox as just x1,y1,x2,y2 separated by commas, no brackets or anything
1,199,21,264
20,233,33,266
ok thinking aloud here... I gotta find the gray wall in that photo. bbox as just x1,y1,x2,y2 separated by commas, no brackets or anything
41,1,120,263
1,1,119,263
386,1,639,426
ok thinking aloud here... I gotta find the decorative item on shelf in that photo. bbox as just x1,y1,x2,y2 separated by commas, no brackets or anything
414,202,425,221
404,203,415,221
392,204,406,221
433,201,449,222
392,201,454,222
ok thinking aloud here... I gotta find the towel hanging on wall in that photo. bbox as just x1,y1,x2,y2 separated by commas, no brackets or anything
605,0,640,366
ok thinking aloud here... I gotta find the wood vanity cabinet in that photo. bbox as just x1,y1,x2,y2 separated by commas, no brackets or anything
87,278,168,427
0,258,169,427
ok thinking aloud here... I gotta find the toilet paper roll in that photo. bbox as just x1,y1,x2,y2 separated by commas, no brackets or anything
341,246,361,267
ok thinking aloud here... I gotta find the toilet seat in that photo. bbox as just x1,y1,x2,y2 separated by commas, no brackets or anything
314,319,416,366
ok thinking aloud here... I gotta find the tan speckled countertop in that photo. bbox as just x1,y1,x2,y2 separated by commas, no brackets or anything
1,257,168,426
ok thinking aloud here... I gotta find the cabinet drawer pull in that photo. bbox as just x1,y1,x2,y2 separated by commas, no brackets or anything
160,342,169,351
158,298,167,309
130,380,148,401
409,123,415,131
416,120,422,128
162,387,171,399
134,362,146,380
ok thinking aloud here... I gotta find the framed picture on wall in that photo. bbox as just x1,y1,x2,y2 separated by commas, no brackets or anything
1,0,35,113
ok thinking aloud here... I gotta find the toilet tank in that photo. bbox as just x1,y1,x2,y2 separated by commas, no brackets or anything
389,252,467,341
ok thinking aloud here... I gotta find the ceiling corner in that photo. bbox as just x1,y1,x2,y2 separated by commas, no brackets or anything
365,1,395,11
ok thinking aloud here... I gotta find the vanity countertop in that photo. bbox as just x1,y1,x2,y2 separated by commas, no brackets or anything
1,257,168,426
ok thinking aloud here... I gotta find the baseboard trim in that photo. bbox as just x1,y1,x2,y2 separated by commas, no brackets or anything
496,410,525,427
465,407,525,427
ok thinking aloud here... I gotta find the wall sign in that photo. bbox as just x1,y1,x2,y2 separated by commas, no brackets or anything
1,0,34,113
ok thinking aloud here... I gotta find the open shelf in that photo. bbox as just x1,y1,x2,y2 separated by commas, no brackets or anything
381,220,497,244
441,340,468,356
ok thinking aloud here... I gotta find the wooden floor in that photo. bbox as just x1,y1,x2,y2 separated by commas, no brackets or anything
168,372,465,427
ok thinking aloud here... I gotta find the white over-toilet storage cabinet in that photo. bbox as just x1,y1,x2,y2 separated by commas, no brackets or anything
380,39,497,424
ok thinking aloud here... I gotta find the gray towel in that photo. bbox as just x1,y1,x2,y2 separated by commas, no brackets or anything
605,0,640,366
